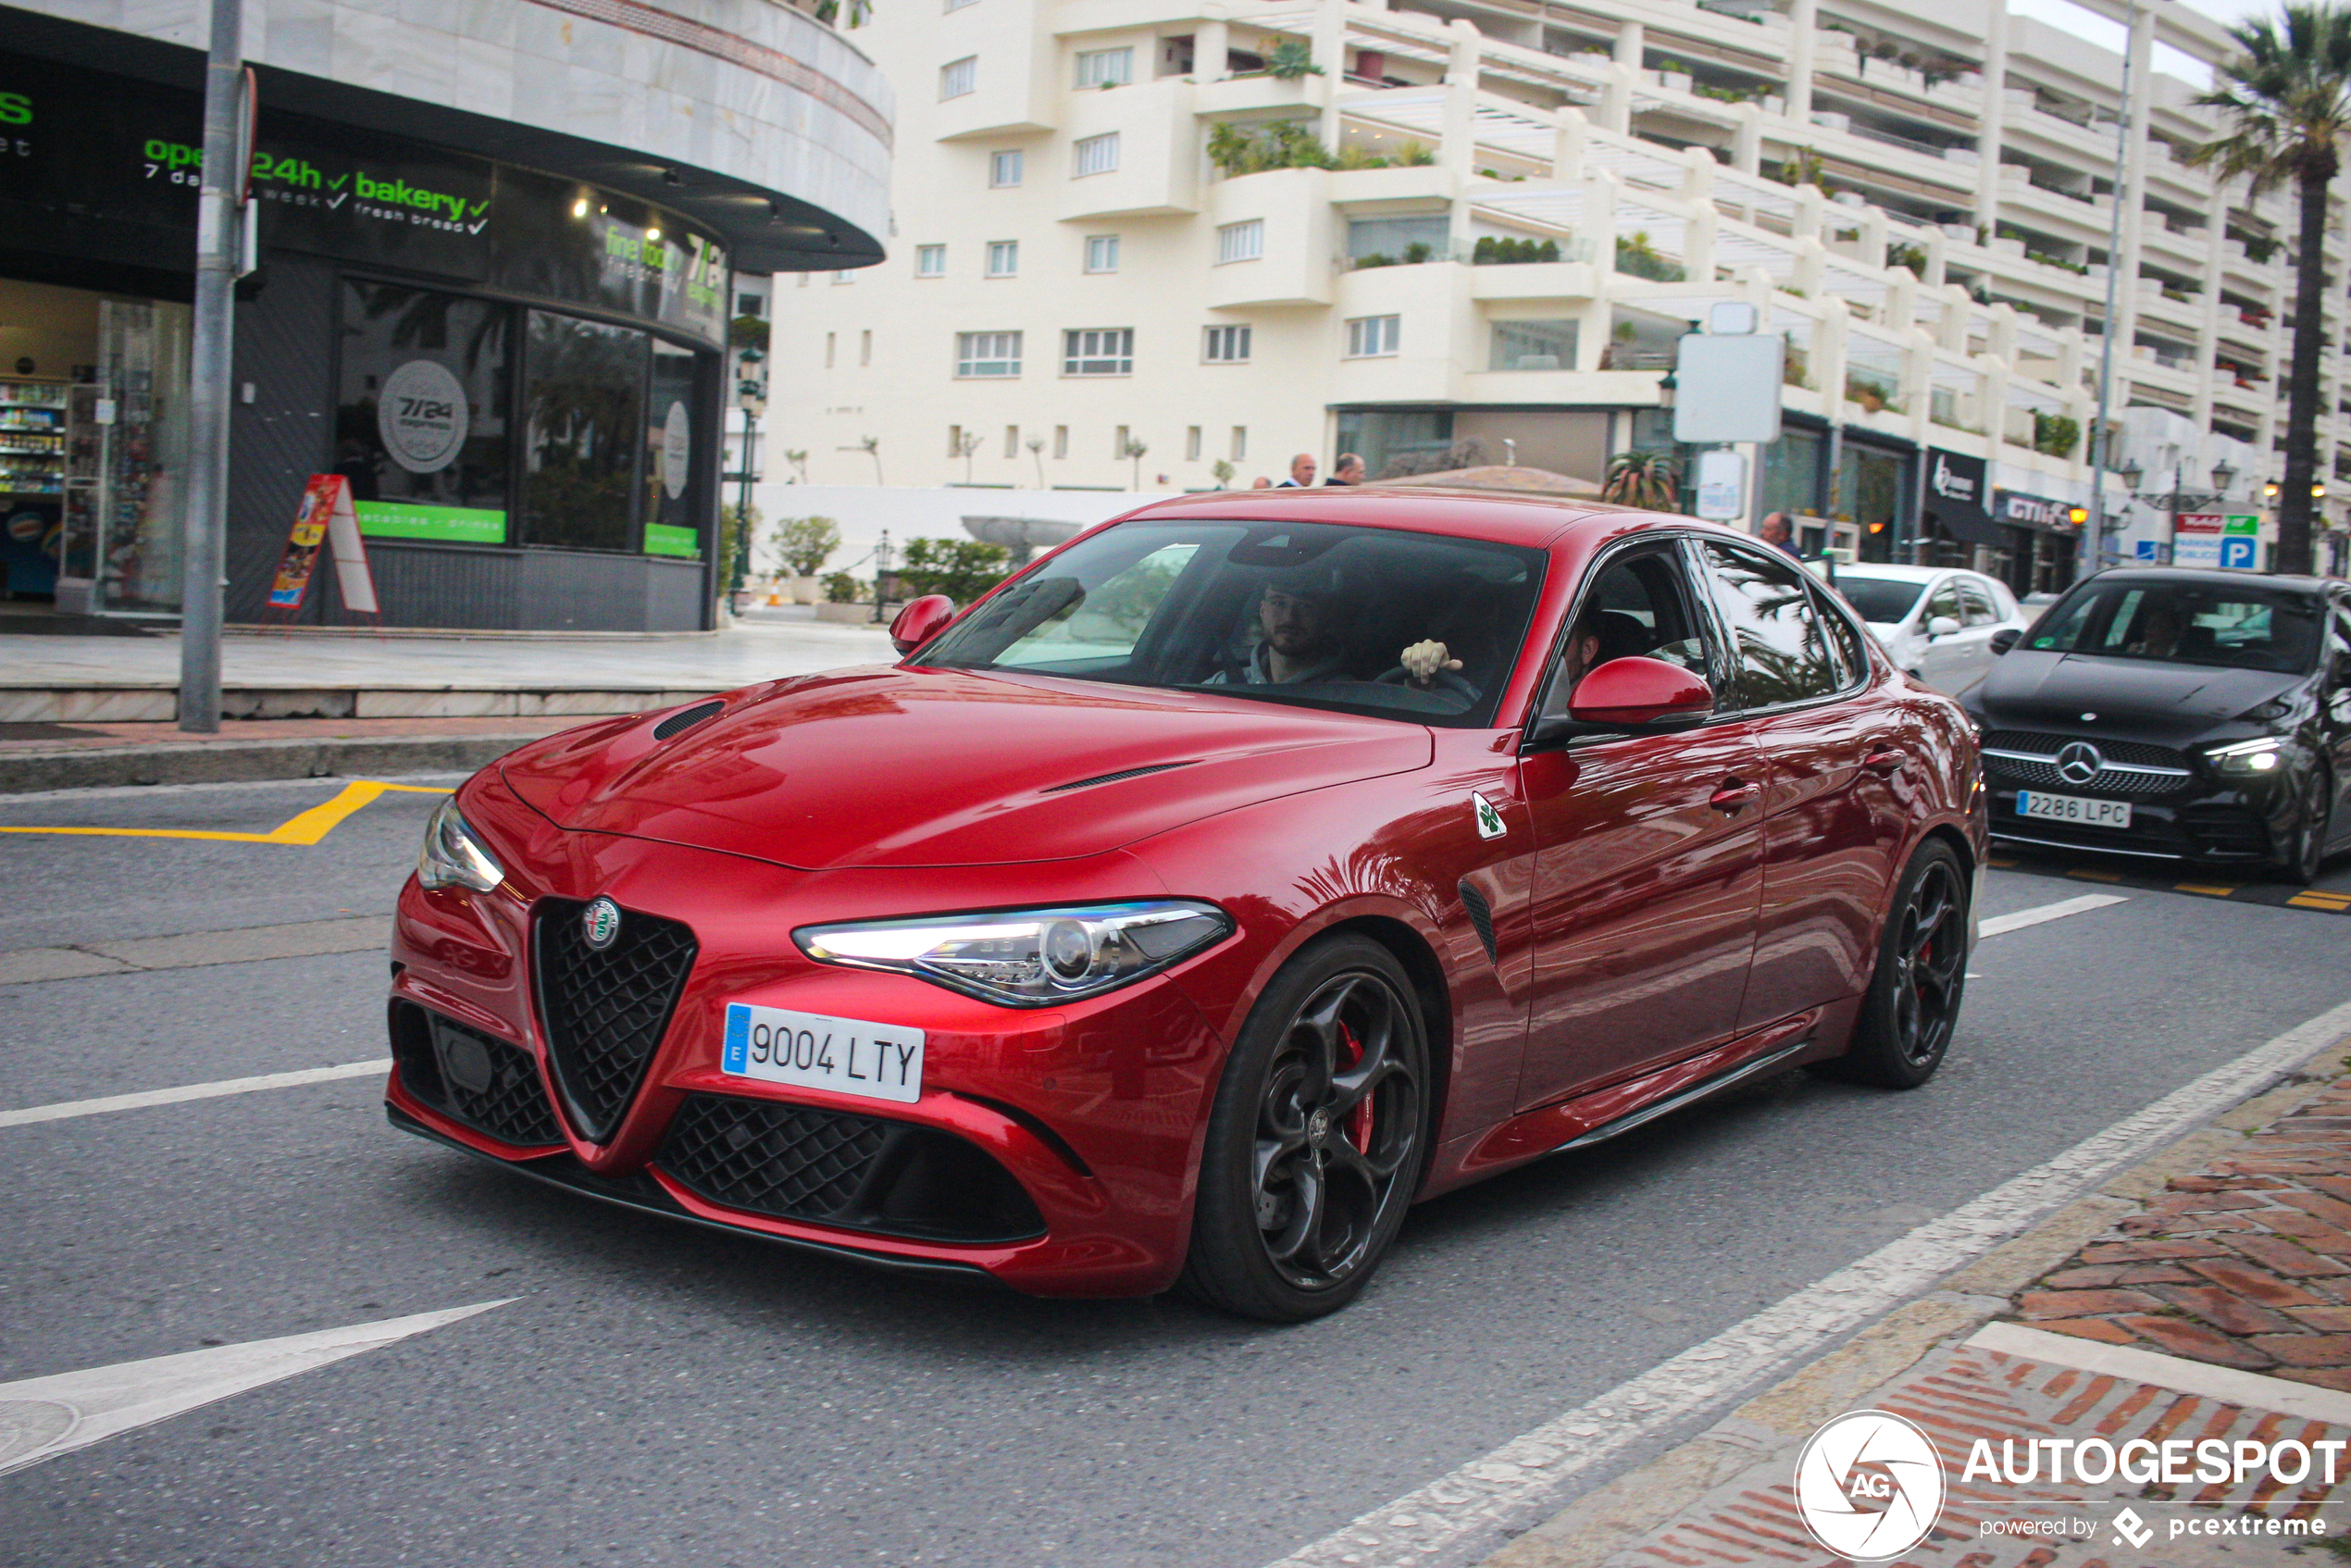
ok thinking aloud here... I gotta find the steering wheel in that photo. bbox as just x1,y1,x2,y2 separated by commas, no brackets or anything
1375,664,1480,702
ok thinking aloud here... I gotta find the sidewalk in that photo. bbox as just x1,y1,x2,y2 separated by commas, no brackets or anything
1490,1047,2351,1567
0,612,896,791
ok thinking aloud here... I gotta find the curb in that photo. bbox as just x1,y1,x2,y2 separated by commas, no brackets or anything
1479,1039,2351,1568
0,734,546,794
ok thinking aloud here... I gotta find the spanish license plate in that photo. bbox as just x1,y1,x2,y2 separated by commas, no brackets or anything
2015,790,2132,829
721,1003,924,1105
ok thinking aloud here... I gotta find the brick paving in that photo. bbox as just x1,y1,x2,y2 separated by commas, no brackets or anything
2019,1078,2351,1393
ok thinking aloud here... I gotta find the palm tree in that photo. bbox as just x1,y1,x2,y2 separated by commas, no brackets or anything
1601,449,1681,511
2188,5,2351,576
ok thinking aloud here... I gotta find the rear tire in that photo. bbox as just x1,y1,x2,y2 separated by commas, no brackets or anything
1176,934,1429,1323
1813,840,1970,1089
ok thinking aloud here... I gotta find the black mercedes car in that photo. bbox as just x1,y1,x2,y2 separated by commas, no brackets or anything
1964,567,2351,882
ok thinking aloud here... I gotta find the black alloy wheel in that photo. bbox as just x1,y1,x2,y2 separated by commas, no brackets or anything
2274,765,2332,886
1814,840,1970,1089
1178,934,1428,1322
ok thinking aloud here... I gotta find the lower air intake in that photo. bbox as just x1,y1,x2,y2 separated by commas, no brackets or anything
390,1003,564,1149
656,1093,1047,1244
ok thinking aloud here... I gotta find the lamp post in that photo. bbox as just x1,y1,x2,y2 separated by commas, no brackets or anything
732,344,765,612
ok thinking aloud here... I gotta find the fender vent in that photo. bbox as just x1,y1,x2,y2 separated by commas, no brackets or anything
1459,881,1498,966
653,700,725,740
1042,760,1199,793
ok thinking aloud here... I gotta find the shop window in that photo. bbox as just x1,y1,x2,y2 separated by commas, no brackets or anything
336,280,513,546
520,309,650,554
641,341,703,558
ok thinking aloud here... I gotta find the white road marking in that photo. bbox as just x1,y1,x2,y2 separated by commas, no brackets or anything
0,1300,510,1475
0,1060,386,1128
1978,892,2129,938
1966,1321,2351,1430
1262,993,2351,1568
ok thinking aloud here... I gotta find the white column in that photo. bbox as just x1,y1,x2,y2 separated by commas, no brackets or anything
1444,20,1481,255
1730,102,1762,177
1553,106,1588,181
1785,0,1816,126
1974,0,2009,236
1198,11,1229,81
1314,1,1350,143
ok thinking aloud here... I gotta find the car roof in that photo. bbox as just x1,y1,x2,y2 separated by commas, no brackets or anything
2081,566,2338,595
1114,485,1734,551
1833,565,1957,583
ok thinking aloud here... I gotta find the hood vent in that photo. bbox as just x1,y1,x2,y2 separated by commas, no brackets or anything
652,700,725,741
1042,760,1200,794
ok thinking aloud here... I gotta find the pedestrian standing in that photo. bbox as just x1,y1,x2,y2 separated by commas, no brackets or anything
1277,454,1317,487
1324,454,1365,486
1759,512,1802,558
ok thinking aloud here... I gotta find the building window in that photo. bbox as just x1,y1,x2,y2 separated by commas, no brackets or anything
948,424,964,458
989,149,1024,187
1231,426,1247,460
1216,219,1264,265
1114,424,1129,457
736,292,764,317
1053,425,1069,458
1075,47,1133,88
915,244,946,277
955,330,1023,378
944,0,977,10
1203,324,1251,363
986,240,1018,278
1004,424,1020,458
940,56,977,99
1348,215,1449,263
1346,315,1400,357
520,309,648,554
825,331,836,368
1186,426,1202,461
832,270,855,284
1085,234,1121,273
1072,132,1121,178
1489,318,1578,371
861,330,873,367
1064,327,1134,376
338,280,513,546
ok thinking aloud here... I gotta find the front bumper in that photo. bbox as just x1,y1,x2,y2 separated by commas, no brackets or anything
1982,753,2298,865
386,776,1229,1299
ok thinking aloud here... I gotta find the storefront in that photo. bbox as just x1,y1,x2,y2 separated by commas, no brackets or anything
1838,435,1913,563
1918,446,2004,569
0,1,889,630
1990,488,2081,594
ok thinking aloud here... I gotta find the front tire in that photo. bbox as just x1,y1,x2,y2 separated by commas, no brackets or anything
2272,765,2332,885
1815,840,1970,1089
1176,934,1429,1323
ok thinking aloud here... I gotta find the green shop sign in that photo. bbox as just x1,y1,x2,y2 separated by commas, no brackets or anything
354,501,507,544
643,523,702,558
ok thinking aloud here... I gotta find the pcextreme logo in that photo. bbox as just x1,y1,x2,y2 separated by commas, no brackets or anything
1793,1410,1947,1562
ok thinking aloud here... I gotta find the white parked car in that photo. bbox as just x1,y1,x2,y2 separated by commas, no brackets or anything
1831,565,2032,695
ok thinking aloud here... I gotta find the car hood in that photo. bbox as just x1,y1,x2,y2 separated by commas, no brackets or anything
500,666,1435,870
1974,650,2304,743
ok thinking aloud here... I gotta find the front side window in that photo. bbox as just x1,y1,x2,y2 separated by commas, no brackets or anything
915,244,946,277
1075,47,1133,87
1085,234,1120,273
1924,579,1962,627
1542,546,1712,721
1346,315,1400,357
1073,132,1121,177
920,518,1549,726
1959,581,2001,626
1698,541,1844,707
1203,324,1251,363
1217,219,1265,264
2027,583,2323,672
989,149,1024,187
1064,328,1133,376
986,240,1018,277
955,330,1023,378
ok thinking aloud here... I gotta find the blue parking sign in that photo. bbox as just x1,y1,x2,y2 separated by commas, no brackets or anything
2220,535,2258,570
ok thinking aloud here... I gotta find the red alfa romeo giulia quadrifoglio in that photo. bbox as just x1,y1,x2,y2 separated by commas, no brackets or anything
388,492,1984,1321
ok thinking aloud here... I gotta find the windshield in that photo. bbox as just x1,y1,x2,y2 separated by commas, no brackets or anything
1834,575,1926,624
2024,582,2322,674
918,518,1549,725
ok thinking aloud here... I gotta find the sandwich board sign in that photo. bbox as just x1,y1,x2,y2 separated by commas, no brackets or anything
266,475,381,619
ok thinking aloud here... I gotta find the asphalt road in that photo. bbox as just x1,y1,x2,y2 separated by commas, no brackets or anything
4,776,2351,1568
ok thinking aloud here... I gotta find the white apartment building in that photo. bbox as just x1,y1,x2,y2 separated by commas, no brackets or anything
773,0,2340,587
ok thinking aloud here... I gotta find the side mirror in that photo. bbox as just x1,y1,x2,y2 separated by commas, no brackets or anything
1988,628,2021,655
1926,615,1962,639
1538,655,1713,736
889,593,957,656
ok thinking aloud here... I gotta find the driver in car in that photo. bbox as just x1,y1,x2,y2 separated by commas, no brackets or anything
1213,577,1353,686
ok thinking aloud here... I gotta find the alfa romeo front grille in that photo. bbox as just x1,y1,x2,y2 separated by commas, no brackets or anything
532,899,698,1142
389,1003,564,1149
657,1093,1047,1244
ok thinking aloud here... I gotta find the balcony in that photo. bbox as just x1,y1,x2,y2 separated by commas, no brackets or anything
1468,260,1598,301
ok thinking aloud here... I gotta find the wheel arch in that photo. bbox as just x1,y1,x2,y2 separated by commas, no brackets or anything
1317,914,1454,1192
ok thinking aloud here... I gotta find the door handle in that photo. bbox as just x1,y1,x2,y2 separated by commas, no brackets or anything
1862,747,1908,776
1709,778,1760,813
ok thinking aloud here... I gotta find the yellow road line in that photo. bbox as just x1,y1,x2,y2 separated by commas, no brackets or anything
2066,867,2125,883
2289,892,2351,911
0,780,449,845
2175,883,2239,897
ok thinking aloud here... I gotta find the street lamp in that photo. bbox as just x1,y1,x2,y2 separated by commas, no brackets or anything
2119,459,2146,493
2211,458,2237,495
733,343,766,611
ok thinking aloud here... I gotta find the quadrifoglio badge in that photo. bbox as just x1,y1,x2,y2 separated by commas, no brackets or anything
1796,1407,2342,1555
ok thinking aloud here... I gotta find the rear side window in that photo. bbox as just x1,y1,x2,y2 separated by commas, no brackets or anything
1698,542,1844,708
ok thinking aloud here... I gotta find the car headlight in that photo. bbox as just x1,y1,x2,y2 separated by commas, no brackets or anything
417,799,505,892
795,901,1233,1007
2206,737,2286,776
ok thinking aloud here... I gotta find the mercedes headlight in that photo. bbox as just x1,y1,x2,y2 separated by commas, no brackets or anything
795,901,1233,1007
417,799,505,892
2206,737,2286,776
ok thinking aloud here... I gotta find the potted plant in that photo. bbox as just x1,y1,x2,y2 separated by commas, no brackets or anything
774,516,841,604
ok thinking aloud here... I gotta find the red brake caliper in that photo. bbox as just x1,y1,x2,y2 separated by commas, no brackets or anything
1338,1020,1375,1151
